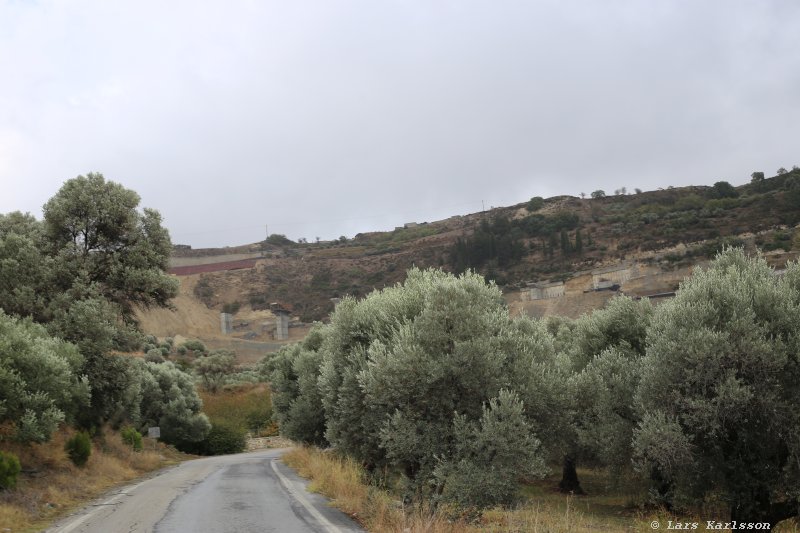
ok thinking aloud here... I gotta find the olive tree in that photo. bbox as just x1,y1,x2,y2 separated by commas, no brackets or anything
561,296,653,492
0,311,89,442
42,173,178,319
433,390,547,509
194,351,235,392
271,268,556,509
633,249,800,528
130,360,211,445
356,269,549,505
262,337,327,445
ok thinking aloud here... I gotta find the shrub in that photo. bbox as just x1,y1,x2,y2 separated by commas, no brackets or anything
194,352,235,392
0,451,21,490
0,311,90,442
176,345,187,356
145,349,165,363
121,426,143,451
65,432,92,467
181,339,206,353
204,424,246,455
526,196,544,212
131,360,211,445
266,233,294,245
180,423,246,455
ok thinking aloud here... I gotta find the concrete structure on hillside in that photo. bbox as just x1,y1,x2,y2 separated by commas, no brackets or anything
220,313,233,335
591,263,639,290
274,312,289,340
270,303,291,341
526,281,565,301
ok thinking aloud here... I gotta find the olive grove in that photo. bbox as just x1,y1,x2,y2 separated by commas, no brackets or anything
267,252,800,526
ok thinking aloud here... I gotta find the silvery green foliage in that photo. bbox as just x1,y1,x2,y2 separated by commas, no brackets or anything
0,213,50,320
130,360,211,444
41,174,178,319
356,269,508,479
493,315,572,462
318,269,453,466
433,390,548,508
145,349,165,364
357,269,552,500
566,296,653,471
268,268,557,507
263,338,327,445
633,249,800,522
0,311,90,442
571,346,643,472
194,351,235,392
568,295,653,371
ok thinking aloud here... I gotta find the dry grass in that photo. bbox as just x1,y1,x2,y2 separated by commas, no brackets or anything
0,427,188,533
283,447,596,533
282,447,800,533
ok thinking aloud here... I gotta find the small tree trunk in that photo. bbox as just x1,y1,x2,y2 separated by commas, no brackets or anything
558,455,585,494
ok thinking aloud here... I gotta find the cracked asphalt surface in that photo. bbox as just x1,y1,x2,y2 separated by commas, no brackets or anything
46,448,364,533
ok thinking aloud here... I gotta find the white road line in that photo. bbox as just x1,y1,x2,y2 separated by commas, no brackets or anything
52,509,96,533
50,478,145,531
270,458,344,533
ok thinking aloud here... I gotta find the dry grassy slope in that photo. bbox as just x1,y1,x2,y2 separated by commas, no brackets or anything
136,275,220,339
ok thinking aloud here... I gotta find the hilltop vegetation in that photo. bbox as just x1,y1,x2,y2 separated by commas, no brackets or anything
187,167,800,322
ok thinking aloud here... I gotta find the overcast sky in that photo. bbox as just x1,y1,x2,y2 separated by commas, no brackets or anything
1,1,798,247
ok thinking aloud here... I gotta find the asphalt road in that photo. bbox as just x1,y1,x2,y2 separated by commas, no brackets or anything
46,449,364,533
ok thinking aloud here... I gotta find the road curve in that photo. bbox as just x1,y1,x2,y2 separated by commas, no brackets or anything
46,448,364,533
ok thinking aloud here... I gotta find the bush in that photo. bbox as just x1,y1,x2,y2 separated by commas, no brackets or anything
181,339,206,353
205,424,246,455
176,345,187,356
0,451,21,490
131,360,211,445
266,233,294,246
526,196,544,212
179,424,246,455
65,432,92,467
194,352,235,392
145,349,165,363
121,426,143,451
0,311,90,442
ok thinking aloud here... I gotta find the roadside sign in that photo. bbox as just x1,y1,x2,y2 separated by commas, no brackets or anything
148,427,161,439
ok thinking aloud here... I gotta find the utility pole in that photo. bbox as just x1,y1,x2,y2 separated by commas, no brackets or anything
265,224,269,240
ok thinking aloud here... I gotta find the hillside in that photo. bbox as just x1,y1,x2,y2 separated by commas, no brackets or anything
138,169,800,346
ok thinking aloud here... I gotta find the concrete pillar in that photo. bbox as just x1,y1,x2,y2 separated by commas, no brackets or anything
220,313,233,334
